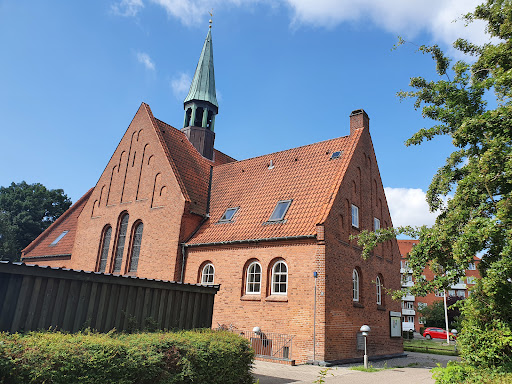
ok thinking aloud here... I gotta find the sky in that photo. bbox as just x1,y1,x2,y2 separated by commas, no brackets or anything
0,0,493,228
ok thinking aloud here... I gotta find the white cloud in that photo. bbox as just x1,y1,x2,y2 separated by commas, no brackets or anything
137,52,155,71
384,187,442,228
111,0,144,17
171,72,192,99
284,0,491,48
129,0,491,51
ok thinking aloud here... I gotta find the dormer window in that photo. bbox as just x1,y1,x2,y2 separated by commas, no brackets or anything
219,207,239,222
269,200,292,222
49,231,69,247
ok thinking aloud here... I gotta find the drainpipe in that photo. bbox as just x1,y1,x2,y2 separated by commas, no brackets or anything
180,166,213,283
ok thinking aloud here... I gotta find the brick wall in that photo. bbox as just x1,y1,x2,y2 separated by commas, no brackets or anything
322,119,403,361
184,240,320,363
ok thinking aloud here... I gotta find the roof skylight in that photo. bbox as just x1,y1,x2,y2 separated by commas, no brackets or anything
49,230,69,247
330,151,342,160
268,200,292,222
219,207,239,222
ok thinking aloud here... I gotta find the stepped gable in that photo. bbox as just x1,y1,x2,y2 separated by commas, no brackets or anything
186,130,362,245
22,189,93,259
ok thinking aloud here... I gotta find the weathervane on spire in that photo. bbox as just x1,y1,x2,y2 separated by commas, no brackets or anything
209,9,213,28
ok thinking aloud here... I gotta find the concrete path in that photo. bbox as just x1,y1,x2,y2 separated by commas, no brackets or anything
252,352,459,384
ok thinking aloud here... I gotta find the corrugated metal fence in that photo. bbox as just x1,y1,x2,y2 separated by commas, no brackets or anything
0,261,219,333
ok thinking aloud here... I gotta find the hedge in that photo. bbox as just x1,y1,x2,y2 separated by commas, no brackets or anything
0,329,254,384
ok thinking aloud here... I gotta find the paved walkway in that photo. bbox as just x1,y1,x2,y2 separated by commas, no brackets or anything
252,352,459,384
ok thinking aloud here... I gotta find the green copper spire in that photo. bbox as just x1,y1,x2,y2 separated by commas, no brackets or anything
184,28,218,108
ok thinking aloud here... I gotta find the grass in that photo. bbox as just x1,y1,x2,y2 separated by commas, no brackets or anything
349,362,394,372
403,339,459,356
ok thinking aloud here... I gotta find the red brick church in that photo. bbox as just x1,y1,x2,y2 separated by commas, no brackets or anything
21,26,403,364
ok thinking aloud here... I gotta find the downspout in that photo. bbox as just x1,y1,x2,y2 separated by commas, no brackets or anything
180,165,213,283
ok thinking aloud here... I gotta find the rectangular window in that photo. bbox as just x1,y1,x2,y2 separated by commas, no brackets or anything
49,230,69,246
351,204,359,228
269,200,292,222
435,290,445,297
219,207,239,222
468,263,476,270
457,290,466,298
467,276,476,285
374,217,380,232
418,317,426,324
402,301,414,309
448,290,456,296
417,302,427,310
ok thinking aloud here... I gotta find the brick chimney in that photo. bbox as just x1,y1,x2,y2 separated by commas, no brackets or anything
350,109,369,136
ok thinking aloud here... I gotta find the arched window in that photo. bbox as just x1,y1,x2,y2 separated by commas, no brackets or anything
376,275,382,305
246,261,262,294
113,213,129,273
201,263,215,285
352,269,360,302
271,261,288,295
128,222,143,273
97,225,111,273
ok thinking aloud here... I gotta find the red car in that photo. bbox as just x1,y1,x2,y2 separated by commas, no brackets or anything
423,327,456,340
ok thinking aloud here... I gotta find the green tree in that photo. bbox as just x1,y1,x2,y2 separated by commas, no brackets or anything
355,0,512,377
0,181,71,261
419,301,446,329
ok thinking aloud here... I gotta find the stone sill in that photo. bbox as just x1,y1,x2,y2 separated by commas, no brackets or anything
265,295,288,302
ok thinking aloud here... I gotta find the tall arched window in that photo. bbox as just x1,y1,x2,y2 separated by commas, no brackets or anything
352,269,360,302
201,263,215,285
97,225,111,273
271,261,288,295
376,275,382,305
246,261,262,294
113,213,129,273
128,222,143,273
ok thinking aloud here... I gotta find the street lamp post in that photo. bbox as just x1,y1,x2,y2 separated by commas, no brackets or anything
360,325,371,369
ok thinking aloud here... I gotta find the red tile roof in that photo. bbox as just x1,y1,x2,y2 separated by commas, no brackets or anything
186,131,361,245
21,189,93,259
155,117,235,216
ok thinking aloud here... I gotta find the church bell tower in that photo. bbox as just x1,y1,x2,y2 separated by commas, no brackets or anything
182,22,218,161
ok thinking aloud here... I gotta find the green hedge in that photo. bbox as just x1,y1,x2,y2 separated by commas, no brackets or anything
433,361,512,384
0,329,254,384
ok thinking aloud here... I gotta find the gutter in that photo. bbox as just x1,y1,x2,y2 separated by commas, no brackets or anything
183,234,317,249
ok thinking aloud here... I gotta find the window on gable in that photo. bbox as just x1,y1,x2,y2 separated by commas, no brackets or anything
128,222,143,273
468,263,476,270
201,263,215,285
351,205,359,228
113,213,129,273
49,231,69,246
376,275,382,305
374,217,380,232
352,269,360,302
97,226,111,273
269,200,292,222
271,261,288,295
246,261,262,294
219,207,239,222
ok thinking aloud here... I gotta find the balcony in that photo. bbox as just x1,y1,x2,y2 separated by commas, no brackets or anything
402,295,415,301
400,268,413,274
402,308,415,316
450,283,467,290
402,321,415,331
401,281,414,288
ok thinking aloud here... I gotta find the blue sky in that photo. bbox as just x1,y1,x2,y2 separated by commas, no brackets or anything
0,0,491,227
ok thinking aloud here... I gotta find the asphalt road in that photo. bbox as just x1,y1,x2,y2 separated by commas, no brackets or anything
252,352,459,384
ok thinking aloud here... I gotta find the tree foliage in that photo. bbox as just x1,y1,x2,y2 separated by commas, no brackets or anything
355,0,512,375
0,181,71,261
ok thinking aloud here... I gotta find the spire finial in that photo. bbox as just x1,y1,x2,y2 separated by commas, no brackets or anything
209,9,213,28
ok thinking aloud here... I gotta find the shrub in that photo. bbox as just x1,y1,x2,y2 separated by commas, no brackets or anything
0,329,254,384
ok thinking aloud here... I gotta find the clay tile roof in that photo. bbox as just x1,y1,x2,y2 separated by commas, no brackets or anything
186,131,361,245
21,189,93,259
155,119,235,216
